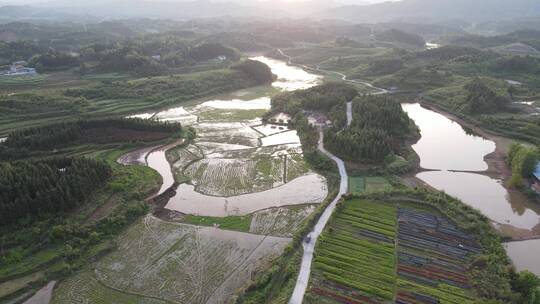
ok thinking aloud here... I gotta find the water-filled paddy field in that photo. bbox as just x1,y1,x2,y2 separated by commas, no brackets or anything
69,57,327,303
126,56,325,216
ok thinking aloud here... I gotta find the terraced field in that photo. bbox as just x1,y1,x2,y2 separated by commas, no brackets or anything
0,75,46,86
53,216,290,304
306,199,482,304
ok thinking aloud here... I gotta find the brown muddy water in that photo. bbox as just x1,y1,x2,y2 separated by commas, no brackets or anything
402,103,540,275
123,56,324,215
147,146,176,196
505,239,540,276
165,173,327,217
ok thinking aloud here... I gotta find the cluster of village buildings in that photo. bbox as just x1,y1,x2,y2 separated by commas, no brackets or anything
0,61,37,77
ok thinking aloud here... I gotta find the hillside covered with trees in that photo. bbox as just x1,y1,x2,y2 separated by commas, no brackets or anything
324,95,417,163
0,157,111,225
0,118,181,160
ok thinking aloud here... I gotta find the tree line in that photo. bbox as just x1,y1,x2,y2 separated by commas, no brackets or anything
3,118,181,151
0,157,111,226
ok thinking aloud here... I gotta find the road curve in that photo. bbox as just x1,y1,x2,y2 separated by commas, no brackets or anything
289,129,348,304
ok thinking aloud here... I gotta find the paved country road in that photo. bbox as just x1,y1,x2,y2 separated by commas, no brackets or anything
279,48,390,304
289,129,348,304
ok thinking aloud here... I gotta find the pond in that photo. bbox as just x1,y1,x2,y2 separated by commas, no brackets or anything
504,239,540,276
402,102,540,276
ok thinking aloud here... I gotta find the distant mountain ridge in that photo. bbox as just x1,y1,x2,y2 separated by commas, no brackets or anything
317,0,540,23
0,0,539,24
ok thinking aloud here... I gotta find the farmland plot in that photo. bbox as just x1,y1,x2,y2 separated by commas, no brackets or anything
307,199,398,304
52,272,166,304
73,216,291,304
395,208,480,304
197,109,267,122
260,130,301,147
168,145,203,173
348,176,392,194
176,146,307,197
306,199,482,304
250,205,317,237
182,156,284,196
195,122,261,147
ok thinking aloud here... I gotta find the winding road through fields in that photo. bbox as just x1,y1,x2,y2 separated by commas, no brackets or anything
289,129,348,304
280,48,392,303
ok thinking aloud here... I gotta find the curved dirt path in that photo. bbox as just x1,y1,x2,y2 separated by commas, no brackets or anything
289,129,348,304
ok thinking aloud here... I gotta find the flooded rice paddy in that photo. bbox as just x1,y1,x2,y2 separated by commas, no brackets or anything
53,215,290,304
402,103,540,276
166,174,327,217
124,56,324,216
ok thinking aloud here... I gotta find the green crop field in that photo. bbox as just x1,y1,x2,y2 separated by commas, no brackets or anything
306,199,398,303
0,75,46,86
348,176,391,193
306,198,482,304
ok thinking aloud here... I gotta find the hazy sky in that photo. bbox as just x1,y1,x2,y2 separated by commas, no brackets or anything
1,0,397,5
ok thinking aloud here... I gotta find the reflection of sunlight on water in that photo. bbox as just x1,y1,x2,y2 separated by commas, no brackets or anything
425,42,440,50
153,106,198,125
250,56,321,91
127,113,155,119
197,97,271,110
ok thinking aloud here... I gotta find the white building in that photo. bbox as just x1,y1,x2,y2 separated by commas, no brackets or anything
1,61,38,77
